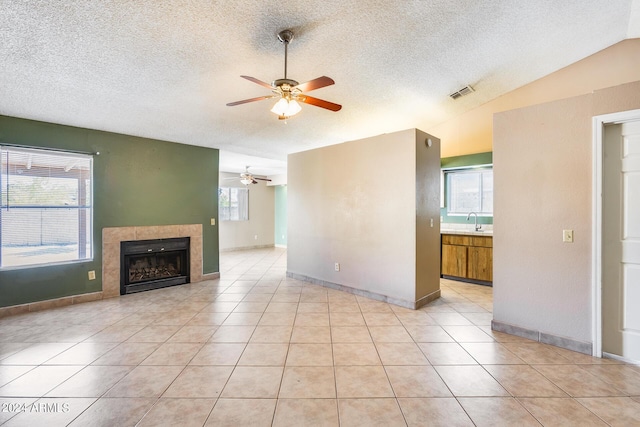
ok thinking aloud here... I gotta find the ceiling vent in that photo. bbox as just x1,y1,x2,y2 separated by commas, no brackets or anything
449,85,474,100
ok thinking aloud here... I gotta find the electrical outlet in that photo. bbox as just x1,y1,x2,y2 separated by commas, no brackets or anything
254,234,258,240
88,270,96,280
210,218,215,226
335,262,340,272
563,229,574,243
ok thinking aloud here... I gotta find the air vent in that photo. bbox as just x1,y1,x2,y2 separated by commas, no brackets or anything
449,85,474,100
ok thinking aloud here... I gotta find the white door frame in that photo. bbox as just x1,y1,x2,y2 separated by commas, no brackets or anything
592,108,640,358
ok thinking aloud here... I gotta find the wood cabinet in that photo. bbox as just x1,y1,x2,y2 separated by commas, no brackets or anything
442,244,468,277
441,234,493,283
467,246,493,281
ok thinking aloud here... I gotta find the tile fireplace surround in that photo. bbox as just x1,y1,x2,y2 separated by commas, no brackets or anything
0,224,211,317
102,224,205,298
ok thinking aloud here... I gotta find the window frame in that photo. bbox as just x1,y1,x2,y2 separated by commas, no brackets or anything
218,186,249,222
0,146,94,270
444,165,493,216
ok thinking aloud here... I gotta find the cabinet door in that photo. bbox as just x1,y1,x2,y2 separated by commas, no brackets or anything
441,244,467,277
468,246,493,281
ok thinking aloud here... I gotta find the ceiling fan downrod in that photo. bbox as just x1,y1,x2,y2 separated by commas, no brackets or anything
277,30,294,80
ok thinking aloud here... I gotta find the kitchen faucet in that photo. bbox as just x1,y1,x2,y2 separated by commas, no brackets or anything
466,212,481,231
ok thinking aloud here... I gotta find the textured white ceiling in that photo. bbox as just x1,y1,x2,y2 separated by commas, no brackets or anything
0,1,636,173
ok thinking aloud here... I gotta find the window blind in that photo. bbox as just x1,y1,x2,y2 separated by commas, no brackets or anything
446,168,493,215
0,146,93,268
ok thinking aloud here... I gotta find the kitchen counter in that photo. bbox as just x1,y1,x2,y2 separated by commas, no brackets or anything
441,229,493,237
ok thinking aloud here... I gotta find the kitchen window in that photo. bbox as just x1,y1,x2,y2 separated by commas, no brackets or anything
1,146,93,268
445,167,493,215
218,187,249,221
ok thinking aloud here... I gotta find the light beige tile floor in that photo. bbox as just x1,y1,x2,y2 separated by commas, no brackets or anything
0,247,638,426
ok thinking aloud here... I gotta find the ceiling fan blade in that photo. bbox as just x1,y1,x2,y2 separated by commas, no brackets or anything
226,95,275,106
299,95,342,112
253,177,272,181
293,76,335,92
240,75,275,89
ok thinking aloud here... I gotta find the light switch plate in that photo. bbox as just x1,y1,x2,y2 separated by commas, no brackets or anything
88,270,96,280
210,218,215,226
563,229,574,243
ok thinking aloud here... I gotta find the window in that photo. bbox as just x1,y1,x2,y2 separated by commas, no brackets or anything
445,167,493,215
1,146,93,268
218,187,249,221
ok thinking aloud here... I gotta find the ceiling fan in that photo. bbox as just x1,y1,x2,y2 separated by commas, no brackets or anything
226,29,342,120
226,166,272,185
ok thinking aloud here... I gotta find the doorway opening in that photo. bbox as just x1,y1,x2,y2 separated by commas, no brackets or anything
592,108,640,363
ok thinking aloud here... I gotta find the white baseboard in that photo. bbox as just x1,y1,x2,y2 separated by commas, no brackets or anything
602,352,640,365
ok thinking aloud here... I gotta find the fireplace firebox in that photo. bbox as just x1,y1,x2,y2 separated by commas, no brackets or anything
120,237,190,295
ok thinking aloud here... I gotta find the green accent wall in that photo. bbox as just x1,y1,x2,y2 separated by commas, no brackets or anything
441,152,492,169
441,152,493,225
0,115,219,308
274,185,287,246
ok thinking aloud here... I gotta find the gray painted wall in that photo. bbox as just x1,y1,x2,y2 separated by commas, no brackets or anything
493,80,640,344
415,130,442,303
287,129,440,306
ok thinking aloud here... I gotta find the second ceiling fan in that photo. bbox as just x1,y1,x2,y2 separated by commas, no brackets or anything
225,166,272,185
226,29,341,120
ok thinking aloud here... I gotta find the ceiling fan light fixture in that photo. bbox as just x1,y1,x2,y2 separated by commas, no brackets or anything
285,99,301,116
270,98,301,117
270,98,288,115
240,178,253,185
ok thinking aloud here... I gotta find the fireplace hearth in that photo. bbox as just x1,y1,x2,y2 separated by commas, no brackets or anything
120,237,190,295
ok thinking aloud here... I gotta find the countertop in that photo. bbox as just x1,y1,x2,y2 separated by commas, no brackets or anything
441,228,493,237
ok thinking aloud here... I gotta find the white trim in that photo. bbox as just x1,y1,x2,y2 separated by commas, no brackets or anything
592,116,603,357
441,163,493,171
0,143,96,157
446,213,493,218
602,352,640,365
592,108,640,358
